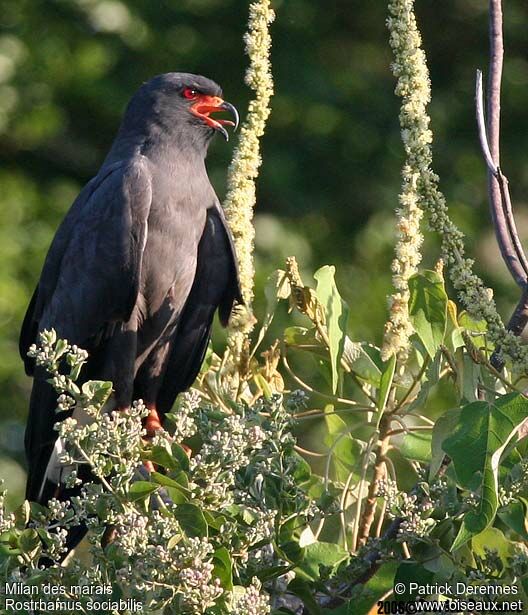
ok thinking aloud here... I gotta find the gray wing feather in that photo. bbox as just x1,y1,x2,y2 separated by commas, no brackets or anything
20,156,152,361
156,206,242,413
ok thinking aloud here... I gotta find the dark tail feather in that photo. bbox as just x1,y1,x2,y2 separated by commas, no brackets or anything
25,374,60,502
25,374,89,560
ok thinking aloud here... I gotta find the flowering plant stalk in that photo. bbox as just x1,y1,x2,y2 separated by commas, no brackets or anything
223,0,275,362
386,0,528,371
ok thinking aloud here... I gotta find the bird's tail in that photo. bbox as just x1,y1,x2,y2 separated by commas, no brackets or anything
25,374,88,559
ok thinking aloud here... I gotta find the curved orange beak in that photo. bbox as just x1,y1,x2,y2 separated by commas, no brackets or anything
190,95,239,141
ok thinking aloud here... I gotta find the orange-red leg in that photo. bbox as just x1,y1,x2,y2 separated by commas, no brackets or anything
145,404,162,437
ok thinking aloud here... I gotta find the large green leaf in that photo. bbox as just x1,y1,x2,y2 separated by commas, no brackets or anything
347,342,383,387
128,481,159,502
430,408,461,479
498,498,528,540
408,270,448,359
323,562,398,615
377,353,396,417
212,546,233,590
472,527,513,569
174,503,208,538
314,265,349,393
294,541,349,582
442,393,528,550
324,406,364,484
400,431,431,463
394,562,435,601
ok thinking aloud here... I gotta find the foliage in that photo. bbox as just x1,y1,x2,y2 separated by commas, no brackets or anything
1,332,327,614
5,256,528,612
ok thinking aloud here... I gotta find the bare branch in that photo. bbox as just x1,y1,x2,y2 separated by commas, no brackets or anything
497,169,528,278
483,0,527,288
477,68,528,284
479,0,528,367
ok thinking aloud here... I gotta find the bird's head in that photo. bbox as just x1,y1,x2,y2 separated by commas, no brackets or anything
122,72,239,148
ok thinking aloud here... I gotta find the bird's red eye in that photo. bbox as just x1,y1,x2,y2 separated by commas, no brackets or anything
183,88,199,100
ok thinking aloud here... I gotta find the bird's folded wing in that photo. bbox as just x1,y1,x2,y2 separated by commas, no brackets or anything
156,206,242,413
20,156,153,364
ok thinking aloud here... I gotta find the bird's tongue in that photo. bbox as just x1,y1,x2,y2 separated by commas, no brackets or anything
196,105,236,126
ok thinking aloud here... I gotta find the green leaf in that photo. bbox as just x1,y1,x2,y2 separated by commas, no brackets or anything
314,265,349,393
174,503,208,538
408,270,448,358
128,481,159,501
148,445,178,471
430,408,461,479
323,562,398,615
377,354,396,417
442,393,528,550
212,546,233,590
292,452,312,484
18,529,40,555
472,527,513,569
458,354,480,403
252,269,291,356
394,561,435,600
458,311,488,351
81,380,113,407
400,431,432,463
498,498,528,540
171,443,190,472
445,300,465,352
151,471,190,495
284,326,320,350
13,501,30,529
295,541,349,582
324,405,364,483
348,342,383,387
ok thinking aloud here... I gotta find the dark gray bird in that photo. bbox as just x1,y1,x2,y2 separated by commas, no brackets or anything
19,72,242,511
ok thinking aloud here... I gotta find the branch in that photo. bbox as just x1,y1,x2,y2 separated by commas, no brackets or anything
356,418,391,548
476,71,528,282
479,2,527,288
476,1,528,366
484,0,520,281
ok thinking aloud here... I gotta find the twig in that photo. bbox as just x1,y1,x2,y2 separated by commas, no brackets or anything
390,355,430,415
282,354,370,408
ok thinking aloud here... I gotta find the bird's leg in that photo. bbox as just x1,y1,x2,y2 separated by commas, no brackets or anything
142,403,162,473
145,403,162,437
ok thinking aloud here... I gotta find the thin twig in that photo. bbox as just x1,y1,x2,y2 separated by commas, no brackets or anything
390,355,430,415
282,354,369,408
476,70,496,174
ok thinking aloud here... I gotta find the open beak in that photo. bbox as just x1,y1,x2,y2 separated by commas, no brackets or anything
190,96,239,141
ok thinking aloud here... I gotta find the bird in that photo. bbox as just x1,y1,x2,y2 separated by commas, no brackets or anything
19,72,242,515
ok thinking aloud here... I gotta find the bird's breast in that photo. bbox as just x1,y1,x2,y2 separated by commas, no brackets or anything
139,193,206,318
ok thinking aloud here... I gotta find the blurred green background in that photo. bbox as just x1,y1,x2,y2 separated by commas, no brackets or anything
1,0,528,502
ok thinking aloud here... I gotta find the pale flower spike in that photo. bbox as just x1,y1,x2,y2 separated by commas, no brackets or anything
385,0,528,370
224,0,274,357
